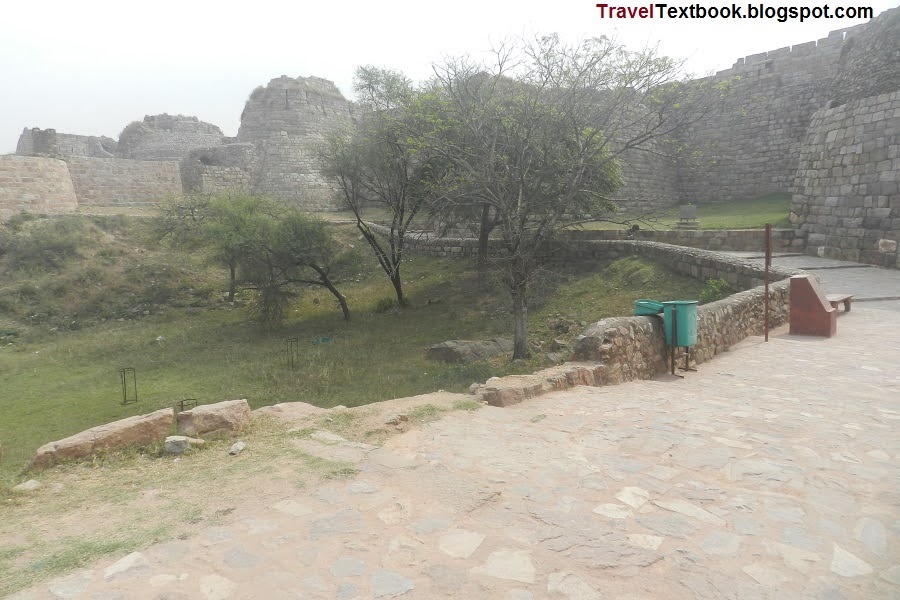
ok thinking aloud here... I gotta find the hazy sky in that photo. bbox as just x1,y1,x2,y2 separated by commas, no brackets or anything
1,0,897,154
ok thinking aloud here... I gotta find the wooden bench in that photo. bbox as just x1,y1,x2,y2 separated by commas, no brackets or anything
826,293,853,312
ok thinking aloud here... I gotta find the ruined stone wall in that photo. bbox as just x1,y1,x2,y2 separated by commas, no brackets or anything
180,143,259,197
0,155,78,220
17,128,117,158
117,115,224,161
235,76,353,210
791,91,900,267
831,9,900,106
65,157,182,207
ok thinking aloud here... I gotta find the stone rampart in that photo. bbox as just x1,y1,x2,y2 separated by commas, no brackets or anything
675,26,855,204
17,128,117,158
117,114,224,161
791,90,900,267
0,155,78,220
65,157,183,206
233,76,353,210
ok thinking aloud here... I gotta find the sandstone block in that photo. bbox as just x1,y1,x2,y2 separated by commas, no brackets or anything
31,408,174,469
177,399,251,436
426,339,513,364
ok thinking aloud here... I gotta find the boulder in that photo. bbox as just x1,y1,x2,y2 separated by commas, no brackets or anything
30,408,174,469
426,339,513,364
164,436,190,455
177,399,251,437
13,479,42,492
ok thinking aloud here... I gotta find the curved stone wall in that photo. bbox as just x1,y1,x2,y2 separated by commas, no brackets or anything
234,76,354,210
791,91,900,267
117,114,224,161
0,155,78,220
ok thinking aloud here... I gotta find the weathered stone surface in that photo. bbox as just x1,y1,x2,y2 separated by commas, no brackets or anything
427,339,514,364
472,550,536,584
547,572,600,599
438,529,485,559
592,504,633,519
699,531,743,556
330,556,366,577
742,563,790,587
31,408,174,469
103,552,150,581
652,498,726,526
198,574,236,600
177,400,251,437
854,517,888,558
47,570,93,599
12,479,42,492
371,570,415,597
830,544,873,577
163,436,190,455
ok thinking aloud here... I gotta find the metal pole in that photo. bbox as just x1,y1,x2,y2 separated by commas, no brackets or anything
671,309,678,376
764,223,772,342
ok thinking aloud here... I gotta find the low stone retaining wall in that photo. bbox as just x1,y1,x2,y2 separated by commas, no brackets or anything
564,228,804,252
471,278,792,407
571,279,791,372
367,223,806,258
451,237,798,407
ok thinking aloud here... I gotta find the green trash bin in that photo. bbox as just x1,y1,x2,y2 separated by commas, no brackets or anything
662,301,698,346
634,299,664,316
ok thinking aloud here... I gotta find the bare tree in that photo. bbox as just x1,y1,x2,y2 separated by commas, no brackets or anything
320,66,446,307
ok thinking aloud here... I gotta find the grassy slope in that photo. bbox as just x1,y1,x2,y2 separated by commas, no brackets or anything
0,215,704,480
580,192,792,231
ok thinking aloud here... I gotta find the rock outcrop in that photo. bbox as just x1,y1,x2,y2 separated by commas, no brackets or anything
30,408,174,469
176,399,252,437
426,339,514,364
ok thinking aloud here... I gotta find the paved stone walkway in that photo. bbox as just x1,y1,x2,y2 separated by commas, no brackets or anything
723,252,900,311
14,305,900,599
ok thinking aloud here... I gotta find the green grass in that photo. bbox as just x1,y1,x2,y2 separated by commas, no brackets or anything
0,416,363,596
581,192,792,231
0,215,705,482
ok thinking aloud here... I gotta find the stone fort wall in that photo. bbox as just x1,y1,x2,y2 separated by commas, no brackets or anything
0,155,78,220
674,23,865,204
16,128,117,159
181,76,353,210
116,115,225,161
65,157,182,207
791,91,900,267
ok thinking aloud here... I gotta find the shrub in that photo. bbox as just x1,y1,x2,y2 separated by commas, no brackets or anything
699,278,733,304
5,217,87,271
373,297,397,313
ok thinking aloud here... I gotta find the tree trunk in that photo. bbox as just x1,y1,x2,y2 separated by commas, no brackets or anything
510,262,529,359
478,204,492,266
311,267,350,321
391,271,406,307
227,262,237,302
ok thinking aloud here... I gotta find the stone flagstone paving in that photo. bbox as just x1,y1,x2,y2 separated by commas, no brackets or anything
11,306,900,599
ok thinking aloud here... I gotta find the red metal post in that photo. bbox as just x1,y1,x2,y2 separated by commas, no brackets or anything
764,223,771,342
